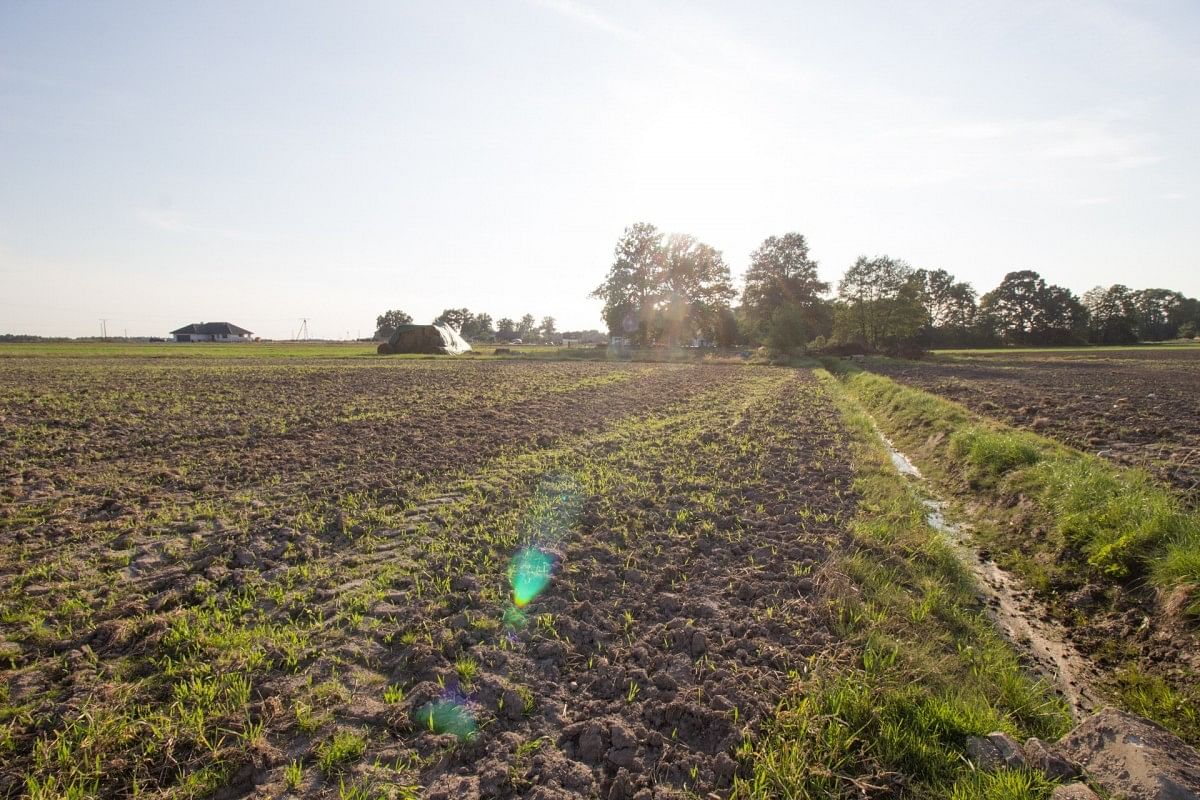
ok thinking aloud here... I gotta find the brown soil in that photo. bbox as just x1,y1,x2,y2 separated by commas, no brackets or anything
0,358,856,798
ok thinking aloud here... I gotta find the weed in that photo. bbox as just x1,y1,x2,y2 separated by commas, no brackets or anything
317,730,367,776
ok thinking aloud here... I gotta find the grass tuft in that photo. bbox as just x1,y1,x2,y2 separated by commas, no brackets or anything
949,427,1042,484
316,730,367,776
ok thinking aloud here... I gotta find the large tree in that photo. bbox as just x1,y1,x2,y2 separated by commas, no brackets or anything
591,223,665,344
495,318,516,342
980,270,1087,345
463,312,494,341
516,314,537,340
658,233,735,343
1132,288,1189,341
375,309,413,339
741,233,829,341
1083,284,1138,344
591,223,734,345
834,256,925,349
916,269,977,329
540,316,557,341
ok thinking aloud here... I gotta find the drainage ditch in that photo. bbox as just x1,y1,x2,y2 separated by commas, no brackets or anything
873,423,1101,719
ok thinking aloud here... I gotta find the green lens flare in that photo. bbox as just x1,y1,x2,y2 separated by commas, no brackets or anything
502,606,528,630
415,699,476,741
509,547,552,607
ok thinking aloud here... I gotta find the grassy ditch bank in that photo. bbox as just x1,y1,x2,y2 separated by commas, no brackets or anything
733,369,1071,800
825,360,1200,745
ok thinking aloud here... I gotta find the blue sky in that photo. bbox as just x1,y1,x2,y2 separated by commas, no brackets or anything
2,0,1197,338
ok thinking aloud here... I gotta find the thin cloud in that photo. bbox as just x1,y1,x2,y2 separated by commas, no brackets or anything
525,0,641,43
884,114,1160,171
135,208,268,242
524,0,813,88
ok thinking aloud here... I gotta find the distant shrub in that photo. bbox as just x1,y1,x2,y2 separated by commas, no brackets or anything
766,305,808,354
883,341,927,360
818,341,868,357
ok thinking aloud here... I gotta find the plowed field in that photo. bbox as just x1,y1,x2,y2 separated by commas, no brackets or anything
865,347,1200,503
0,356,856,799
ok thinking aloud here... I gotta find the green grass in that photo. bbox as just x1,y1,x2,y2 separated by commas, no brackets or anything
733,370,1070,799
826,361,1200,747
316,730,367,776
830,362,1200,604
1021,459,1200,582
949,427,1042,485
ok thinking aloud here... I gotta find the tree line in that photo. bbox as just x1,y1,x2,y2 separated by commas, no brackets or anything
374,308,605,344
591,222,1200,352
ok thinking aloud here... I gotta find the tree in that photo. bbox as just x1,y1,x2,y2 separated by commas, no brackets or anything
540,316,557,341
463,313,494,341
742,233,829,341
716,307,740,348
375,309,413,339
592,223,664,344
980,271,1086,345
910,269,979,347
591,223,735,345
433,308,472,331
516,314,537,340
1132,289,1187,341
495,318,516,342
834,256,925,349
658,233,735,344
766,304,808,353
1083,285,1138,344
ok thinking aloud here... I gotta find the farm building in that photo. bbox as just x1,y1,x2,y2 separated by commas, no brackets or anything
378,324,471,355
170,322,253,342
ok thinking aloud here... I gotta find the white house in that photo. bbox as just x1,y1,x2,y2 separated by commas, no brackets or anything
170,322,253,342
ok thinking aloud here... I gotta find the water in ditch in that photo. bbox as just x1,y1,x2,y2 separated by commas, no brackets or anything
875,425,1100,719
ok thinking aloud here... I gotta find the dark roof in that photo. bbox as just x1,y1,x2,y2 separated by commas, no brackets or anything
171,322,253,335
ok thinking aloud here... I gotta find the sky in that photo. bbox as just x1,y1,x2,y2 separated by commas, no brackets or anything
2,0,1198,339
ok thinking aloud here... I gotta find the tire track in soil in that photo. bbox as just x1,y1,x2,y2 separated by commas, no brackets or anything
255,370,858,800
0,365,822,798
0,364,714,570
1,367,857,799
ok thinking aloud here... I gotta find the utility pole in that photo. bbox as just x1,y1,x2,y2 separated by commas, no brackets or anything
100,319,108,341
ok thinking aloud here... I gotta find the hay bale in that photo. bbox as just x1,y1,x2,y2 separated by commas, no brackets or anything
377,342,395,355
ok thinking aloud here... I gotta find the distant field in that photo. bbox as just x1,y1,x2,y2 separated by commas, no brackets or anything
868,346,1200,501
933,341,1200,358
0,341,381,359
0,341,607,360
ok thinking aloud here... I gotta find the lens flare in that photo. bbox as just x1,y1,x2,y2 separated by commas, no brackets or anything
502,606,528,630
415,698,476,741
509,546,553,607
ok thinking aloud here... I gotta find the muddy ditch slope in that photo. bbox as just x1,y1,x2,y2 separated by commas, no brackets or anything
867,349,1200,503
0,359,856,799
